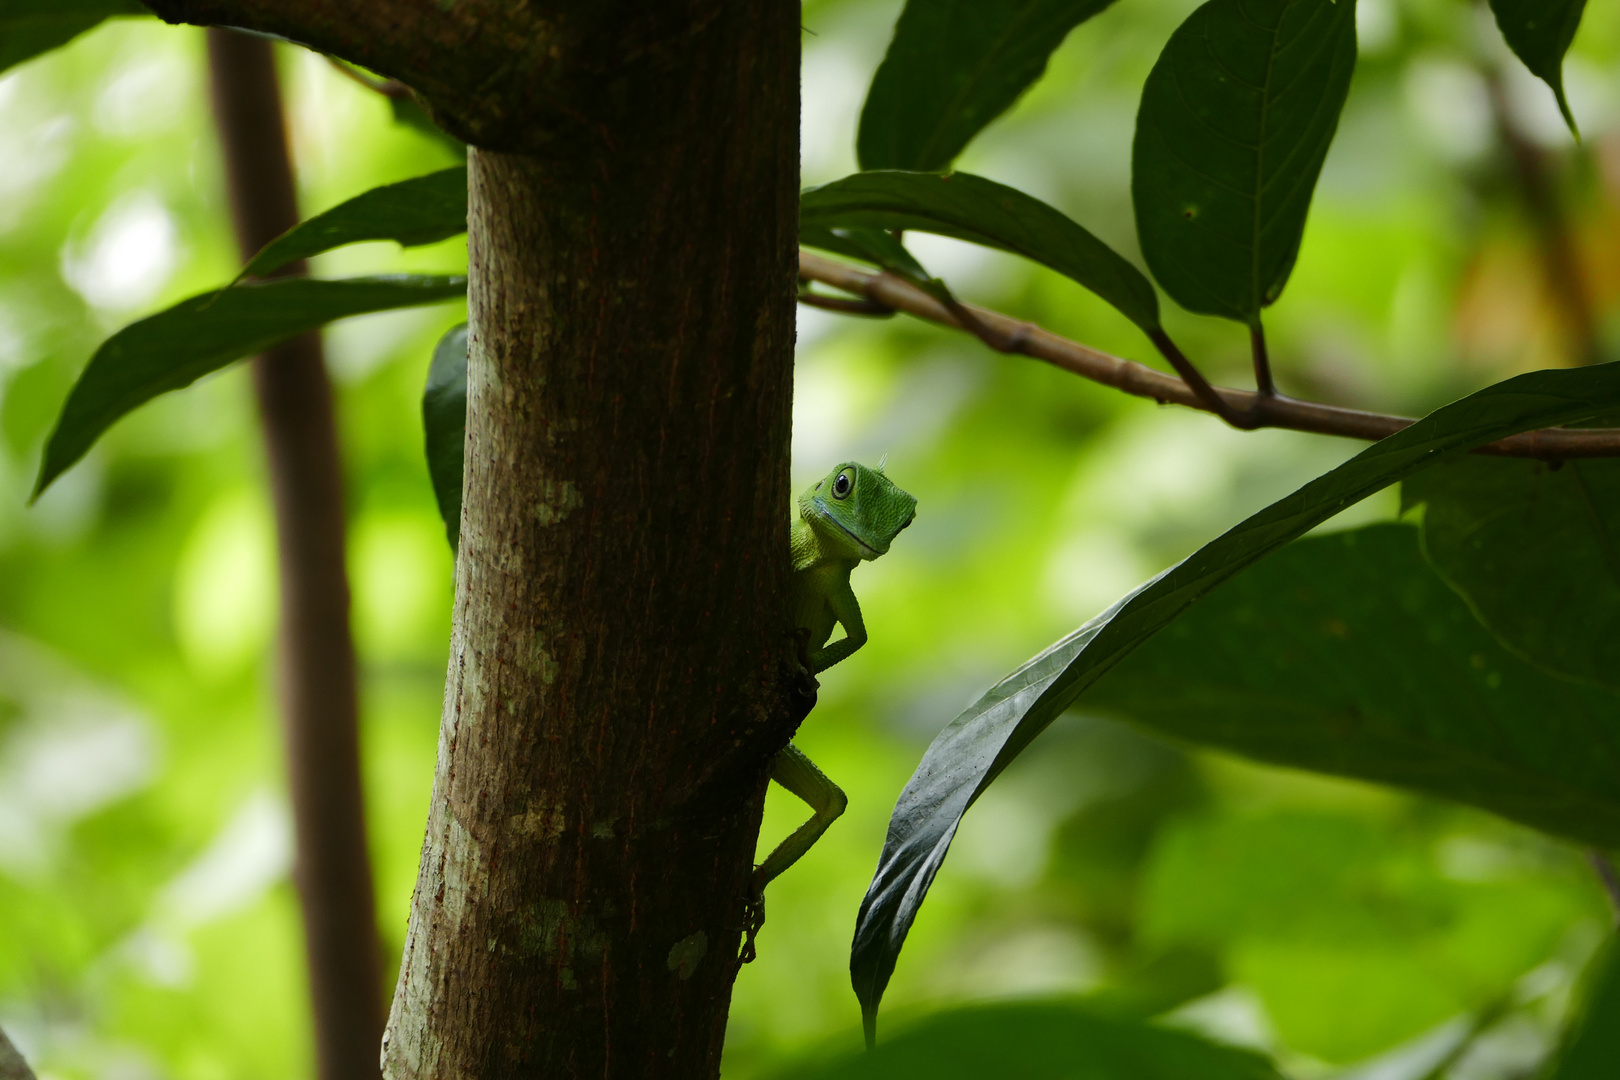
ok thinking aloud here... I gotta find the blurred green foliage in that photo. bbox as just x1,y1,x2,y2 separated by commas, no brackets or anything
0,1,1615,1078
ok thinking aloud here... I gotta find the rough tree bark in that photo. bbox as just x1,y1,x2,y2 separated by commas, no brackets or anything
152,2,805,1074
206,30,384,1080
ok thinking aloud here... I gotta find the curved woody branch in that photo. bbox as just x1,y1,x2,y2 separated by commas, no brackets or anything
798,250,1620,459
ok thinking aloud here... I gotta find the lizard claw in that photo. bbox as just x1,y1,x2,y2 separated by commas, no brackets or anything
739,889,766,964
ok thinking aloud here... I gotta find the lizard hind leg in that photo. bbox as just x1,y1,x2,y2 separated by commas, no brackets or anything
752,742,849,896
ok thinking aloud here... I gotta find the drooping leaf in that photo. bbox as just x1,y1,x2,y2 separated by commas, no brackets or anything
1403,456,1620,692
1086,525,1620,846
423,323,468,551
771,999,1284,1080
858,0,1120,172
1488,0,1587,136
35,275,467,496
0,0,145,77
1546,935,1620,1080
850,360,1620,1039
1131,0,1357,324
802,171,1160,331
240,167,467,279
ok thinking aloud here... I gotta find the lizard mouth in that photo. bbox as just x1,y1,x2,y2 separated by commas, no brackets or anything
811,497,883,558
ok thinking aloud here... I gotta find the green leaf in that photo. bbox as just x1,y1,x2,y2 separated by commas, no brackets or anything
850,360,1620,1039
240,167,467,279
802,170,1160,331
423,323,468,551
858,0,1120,172
771,999,1283,1080
1402,456,1620,692
1547,935,1620,1080
1488,0,1587,137
1087,524,1620,847
1131,0,1357,324
35,275,467,496
0,0,145,77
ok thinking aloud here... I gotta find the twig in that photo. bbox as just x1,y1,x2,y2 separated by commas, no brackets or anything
796,249,1620,459
325,54,410,100
1250,322,1276,397
1147,327,1258,429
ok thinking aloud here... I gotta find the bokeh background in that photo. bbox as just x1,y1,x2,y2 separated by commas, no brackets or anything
0,1,1617,1077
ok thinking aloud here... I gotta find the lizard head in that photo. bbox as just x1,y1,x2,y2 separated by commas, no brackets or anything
800,461,917,561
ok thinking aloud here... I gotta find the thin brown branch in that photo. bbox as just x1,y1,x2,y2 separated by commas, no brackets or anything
797,249,1620,459
325,56,410,100
207,29,383,1080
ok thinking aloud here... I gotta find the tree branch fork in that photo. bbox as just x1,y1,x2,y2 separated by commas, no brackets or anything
798,250,1620,460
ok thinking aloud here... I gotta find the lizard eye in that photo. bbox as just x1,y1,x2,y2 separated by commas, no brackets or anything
832,470,853,499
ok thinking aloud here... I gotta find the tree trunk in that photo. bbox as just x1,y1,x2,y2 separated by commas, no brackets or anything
381,6,802,1078
206,30,385,1080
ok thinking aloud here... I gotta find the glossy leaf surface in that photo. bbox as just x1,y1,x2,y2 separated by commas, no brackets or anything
1132,0,1357,323
240,167,467,279
850,361,1620,1037
772,999,1283,1080
1403,456,1620,692
802,170,1160,331
1488,0,1587,134
422,323,468,551
36,275,467,495
0,0,144,76
858,0,1120,172
1087,525,1620,845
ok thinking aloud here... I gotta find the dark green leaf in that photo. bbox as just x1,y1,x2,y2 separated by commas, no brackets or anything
240,167,467,279
35,275,467,496
1131,0,1357,323
1403,456,1620,692
0,0,145,77
850,361,1620,1038
1087,524,1620,846
1547,935,1620,1080
858,0,1120,172
1488,0,1587,136
772,999,1283,1080
423,323,468,551
802,171,1160,331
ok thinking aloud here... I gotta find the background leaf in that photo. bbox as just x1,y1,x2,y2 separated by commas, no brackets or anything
422,323,467,551
240,167,467,279
857,0,1120,172
35,274,467,495
1086,524,1620,846
850,360,1620,1039
769,999,1283,1080
802,170,1160,331
1488,0,1587,135
1132,0,1358,323
1403,456,1620,692
1546,935,1620,1080
0,0,144,76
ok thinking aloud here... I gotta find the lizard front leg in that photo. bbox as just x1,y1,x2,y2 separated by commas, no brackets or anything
806,578,867,675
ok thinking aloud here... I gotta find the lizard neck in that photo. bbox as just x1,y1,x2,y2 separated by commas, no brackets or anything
791,515,860,574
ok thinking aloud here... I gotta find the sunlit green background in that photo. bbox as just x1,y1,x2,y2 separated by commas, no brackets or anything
0,1,1616,1077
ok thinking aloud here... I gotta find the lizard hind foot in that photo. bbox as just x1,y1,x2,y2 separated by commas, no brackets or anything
739,890,766,964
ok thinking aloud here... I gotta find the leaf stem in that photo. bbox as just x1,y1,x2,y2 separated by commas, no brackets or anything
1250,321,1275,397
798,249,1620,459
1147,328,1257,429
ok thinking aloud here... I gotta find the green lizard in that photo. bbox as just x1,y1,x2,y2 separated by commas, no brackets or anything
752,461,917,898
